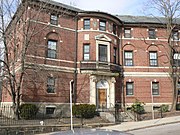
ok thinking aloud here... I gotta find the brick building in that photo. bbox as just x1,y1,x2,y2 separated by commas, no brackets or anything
1,0,179,115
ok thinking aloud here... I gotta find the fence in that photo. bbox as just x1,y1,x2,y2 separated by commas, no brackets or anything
0,104,112,127
0,105,71,126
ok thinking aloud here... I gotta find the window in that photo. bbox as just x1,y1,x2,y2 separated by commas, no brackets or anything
178,82,180,95
149,51,158,66
124,51,133,66
172,30,179,40
46,107,55,114
152,82,159,95
113,47,117,64
99,44,107,62
126,82,134,95
113,24,116,35
50,14,58,25
173,53,180,66
84,19,90,30
83,44,90,60
124,28,131,38
149,28,156,39
99,20,106,31
47,40,57,59
47,77,55,93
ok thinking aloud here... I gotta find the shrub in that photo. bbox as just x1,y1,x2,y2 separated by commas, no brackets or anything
73,104,96,119
131,99,145,114
19,104,39,119
160,104,169,112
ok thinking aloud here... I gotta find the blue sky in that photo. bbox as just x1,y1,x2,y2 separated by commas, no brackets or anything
54,0,148,16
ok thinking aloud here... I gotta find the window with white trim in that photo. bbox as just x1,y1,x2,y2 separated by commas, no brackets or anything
50,14,58,25
124,28,131,38
149,28,156,39
47,77,55,93
47,40,57,59
172,30,179,40
126,82,134,95
83,44,90,60
152,82,159,95
124,51,133,66
99,20,106,31
99,44,107,62
149,51,158,66
84,19,90,30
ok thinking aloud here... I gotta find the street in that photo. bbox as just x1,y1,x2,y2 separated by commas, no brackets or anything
127,123,180,135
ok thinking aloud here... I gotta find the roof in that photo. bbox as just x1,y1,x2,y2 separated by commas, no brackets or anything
24,0,180,25
37,0,83,12
117,15,180,25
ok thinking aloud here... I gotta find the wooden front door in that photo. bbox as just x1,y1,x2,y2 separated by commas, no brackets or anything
98,89,107,108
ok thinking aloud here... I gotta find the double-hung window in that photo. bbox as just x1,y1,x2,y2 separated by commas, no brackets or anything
124,28,131,38
99,44,107,62
84,19,90,30
126,82,134,95
47,40,57,59
113,47,117,64
99,20,106,31
152,82,159,95
173,53,180,66
149,51,158,66
124,51,133,66
47,77,55,93
83,44,90,60
149,28,156,39
172,30,179,40
113,24,116,35
50,14,58,25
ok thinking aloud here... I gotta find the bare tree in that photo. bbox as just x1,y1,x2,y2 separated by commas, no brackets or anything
145,0,180,110
0,0,66,119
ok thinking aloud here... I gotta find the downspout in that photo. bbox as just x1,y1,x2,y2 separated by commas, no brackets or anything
73,13,78,104
120,22,125,109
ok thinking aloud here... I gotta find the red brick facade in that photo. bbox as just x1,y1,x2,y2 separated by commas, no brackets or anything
1,0,178,112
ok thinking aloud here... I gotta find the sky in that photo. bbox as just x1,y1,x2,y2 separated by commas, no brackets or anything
54,0,149,16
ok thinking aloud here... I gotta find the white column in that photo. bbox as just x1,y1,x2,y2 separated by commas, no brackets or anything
90,76,97,105
109,77,116,108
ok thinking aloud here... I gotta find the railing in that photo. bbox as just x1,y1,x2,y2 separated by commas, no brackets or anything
80,61,121,73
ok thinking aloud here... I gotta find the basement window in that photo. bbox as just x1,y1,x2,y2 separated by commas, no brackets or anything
46,107,55,115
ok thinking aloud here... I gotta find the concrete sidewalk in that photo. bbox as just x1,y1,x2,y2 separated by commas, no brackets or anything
101,116,180,132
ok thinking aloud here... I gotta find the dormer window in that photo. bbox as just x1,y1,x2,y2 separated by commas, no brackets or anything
50,14,58,25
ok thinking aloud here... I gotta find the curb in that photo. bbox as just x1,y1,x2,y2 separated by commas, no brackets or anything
123,120,180,132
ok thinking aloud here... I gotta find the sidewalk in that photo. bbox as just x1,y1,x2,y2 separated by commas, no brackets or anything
101,115,180,131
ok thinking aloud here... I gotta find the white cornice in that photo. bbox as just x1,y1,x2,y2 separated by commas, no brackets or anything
29,19,76,32
124,72,170,77
26,55,74,64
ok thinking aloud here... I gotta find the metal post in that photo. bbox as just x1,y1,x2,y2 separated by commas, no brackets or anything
151,81,154,119
70,80,74,132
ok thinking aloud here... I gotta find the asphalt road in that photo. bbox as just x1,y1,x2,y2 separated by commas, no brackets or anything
127,123,180,135
49,129,132,135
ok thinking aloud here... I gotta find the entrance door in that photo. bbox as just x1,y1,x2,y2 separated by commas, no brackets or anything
98,89,107,109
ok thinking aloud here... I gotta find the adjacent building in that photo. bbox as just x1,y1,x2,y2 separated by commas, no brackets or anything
1,0,179,115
